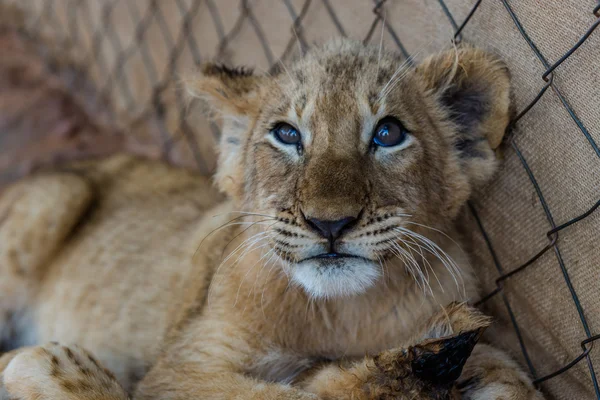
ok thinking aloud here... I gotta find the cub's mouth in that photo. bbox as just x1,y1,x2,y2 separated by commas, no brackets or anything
303,252,366,261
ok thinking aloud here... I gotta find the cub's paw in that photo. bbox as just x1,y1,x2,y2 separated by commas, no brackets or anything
3,343,129,400
366,328,484,399
364,303,490,399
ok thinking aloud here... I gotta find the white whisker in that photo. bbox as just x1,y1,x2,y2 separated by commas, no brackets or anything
400,230,457,287
404,221,467,258
207,230,274,307
260,251,280,318
399,235,444,293
377,39,435,103
277,59,297,96
234,245,275,308
387,240,431,296
222,231,273,266
378,60,411,101
212,211,277,219
395,227,464,295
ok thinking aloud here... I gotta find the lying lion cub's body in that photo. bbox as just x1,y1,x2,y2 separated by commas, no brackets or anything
0,39,543,399
0,156,224,388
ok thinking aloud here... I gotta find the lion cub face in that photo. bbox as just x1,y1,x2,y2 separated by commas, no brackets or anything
191,39,511,298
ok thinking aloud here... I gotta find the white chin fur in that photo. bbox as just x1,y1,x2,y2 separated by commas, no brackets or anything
291,258,381,299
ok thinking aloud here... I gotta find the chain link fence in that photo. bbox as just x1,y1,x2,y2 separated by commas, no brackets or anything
1,0,599,398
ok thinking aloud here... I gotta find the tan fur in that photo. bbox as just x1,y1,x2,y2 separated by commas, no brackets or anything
3,343,128,400
0,39,543,399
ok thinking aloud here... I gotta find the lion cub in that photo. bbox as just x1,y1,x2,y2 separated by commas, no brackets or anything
0,39,543,399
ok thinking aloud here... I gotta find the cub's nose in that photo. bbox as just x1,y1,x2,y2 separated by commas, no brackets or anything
305,216,358,241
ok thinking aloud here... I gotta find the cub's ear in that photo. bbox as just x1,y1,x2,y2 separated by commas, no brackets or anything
416,47,512,187
411,328,485,388
186,63,265,117
186,63,267,198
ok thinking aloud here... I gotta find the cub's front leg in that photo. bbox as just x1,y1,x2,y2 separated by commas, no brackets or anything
299,344,544,400
298,302,488,400
300,303,544,400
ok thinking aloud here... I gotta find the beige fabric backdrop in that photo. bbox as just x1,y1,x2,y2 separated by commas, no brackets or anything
3,1,600,399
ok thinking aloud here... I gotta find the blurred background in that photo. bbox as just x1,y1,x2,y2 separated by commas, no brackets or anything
0,1,599,399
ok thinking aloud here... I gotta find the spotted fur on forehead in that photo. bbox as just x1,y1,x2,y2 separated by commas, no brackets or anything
279,39,406,108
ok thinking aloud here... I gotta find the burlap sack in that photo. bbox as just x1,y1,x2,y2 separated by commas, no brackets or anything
2,1,599,398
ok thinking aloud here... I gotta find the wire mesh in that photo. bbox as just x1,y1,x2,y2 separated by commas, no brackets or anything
1,0,599,397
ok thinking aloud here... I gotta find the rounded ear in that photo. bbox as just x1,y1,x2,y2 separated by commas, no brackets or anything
416,46,512,188
187,64,265,117
186,64,266,198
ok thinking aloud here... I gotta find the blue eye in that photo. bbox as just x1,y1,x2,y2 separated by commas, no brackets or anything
272,123,301,145
373,117,408,147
